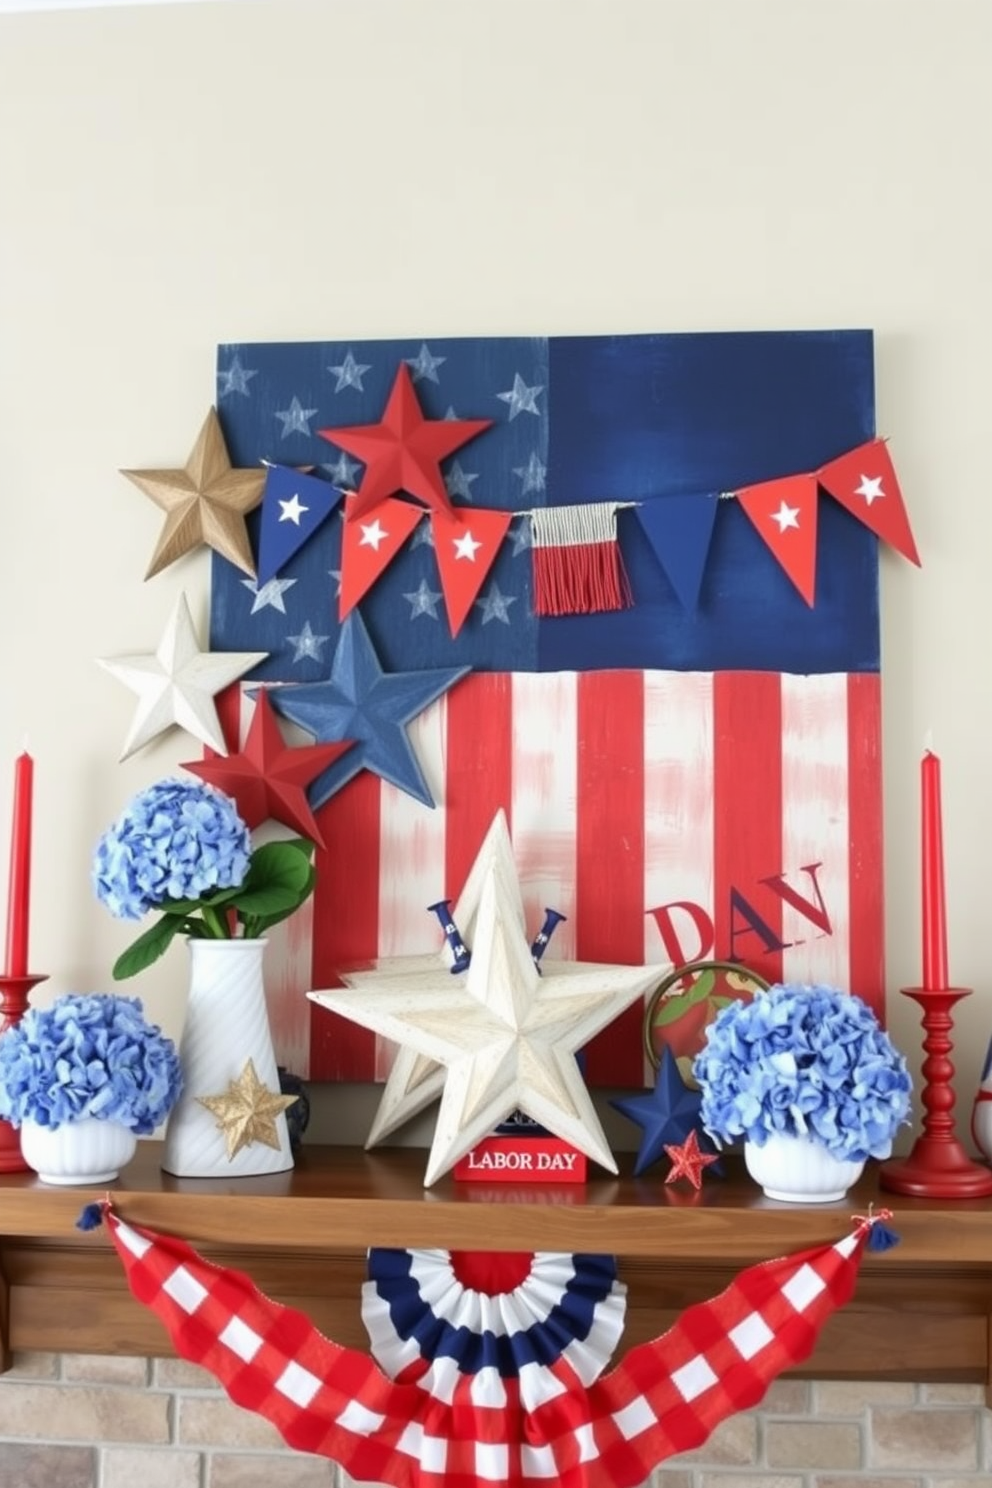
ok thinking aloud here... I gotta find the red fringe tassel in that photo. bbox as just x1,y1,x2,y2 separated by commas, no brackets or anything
533,540,632,617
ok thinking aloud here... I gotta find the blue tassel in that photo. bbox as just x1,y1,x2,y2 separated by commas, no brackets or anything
866,1219,901,1252
75,1202,104,1232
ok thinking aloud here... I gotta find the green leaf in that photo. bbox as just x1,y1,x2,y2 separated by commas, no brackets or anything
685,971,715,1004
112,915,184,980
159,886,243,916
230,841,316,932
650,990,695,1027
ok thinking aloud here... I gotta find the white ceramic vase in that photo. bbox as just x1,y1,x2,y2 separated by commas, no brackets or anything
161,937,294,1179
744,1132,866,1203
20,1116,137,1185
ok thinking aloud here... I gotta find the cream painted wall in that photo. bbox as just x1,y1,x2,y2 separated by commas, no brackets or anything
0,0,987,1149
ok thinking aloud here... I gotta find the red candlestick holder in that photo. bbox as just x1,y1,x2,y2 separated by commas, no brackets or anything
0,971,47,1174
880,987,992,1199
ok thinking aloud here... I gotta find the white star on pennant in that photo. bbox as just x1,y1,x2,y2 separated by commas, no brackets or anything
278,494,309,525
854,474,885,505
359,519,389,551
771,502,801,532
453,530,482,561
98,592,266,761
310,811,660,1185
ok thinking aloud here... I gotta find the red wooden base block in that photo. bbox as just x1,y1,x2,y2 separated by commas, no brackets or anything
454,1134,587,1183
0,972,47,1174
880,987,992,1199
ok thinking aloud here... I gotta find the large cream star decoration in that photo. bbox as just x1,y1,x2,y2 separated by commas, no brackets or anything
98,590,267,760
122,407,266,579
309,834,662,1186
356,809,526,1148
196,1059,298,1161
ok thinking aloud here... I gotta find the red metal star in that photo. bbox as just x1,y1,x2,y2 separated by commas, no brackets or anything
181,689,352,849
663,1129,719,1190
317,363,492,523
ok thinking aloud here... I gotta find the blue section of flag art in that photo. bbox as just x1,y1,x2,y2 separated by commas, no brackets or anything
210,331,878,678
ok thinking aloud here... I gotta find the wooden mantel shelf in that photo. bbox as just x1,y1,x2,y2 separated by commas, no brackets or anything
2,1144,991,1392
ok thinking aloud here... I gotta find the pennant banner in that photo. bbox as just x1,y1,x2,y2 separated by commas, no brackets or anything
341,495,425,619
531,503,632,617
737,474,819,606
633,493,719,614
100,1205,882,1488
256,466,345,587
431,507,515,637
817,438,920,566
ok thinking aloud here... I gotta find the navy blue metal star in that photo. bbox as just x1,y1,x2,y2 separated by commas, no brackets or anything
268,610,469,809
611,1047,715,1177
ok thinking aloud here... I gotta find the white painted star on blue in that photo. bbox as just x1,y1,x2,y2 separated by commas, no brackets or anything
509,515,533,556
328,349,372,393
497,373,544,421
279,493,309,525
513,450,547,494
403,578,443,621
323,452,362,488
287,620,330,663
404,343,446,384
444,460,479,502
217,355,258,399
241,576,298,615
411,520,435,550
329,568,342,598
268,611,469,808
275,396,319,439
474,581,517,626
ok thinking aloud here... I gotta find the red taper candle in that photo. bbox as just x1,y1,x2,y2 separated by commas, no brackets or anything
4,750,33,978
921,748,948,990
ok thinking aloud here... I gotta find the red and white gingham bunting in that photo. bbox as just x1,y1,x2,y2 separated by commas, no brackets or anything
104,1209,875,1488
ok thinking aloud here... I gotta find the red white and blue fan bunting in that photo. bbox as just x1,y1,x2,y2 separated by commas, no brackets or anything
97,1205,886,1488
361,1249,627,1407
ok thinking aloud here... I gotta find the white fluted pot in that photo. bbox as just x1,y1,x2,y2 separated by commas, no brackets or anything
162,938,293,1178
744,1132,865,1203
20,1117,137,1185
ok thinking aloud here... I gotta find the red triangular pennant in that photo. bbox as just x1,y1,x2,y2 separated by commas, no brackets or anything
817,438,920,566
339,494,425,618
736,473,819,605
431,508,513,637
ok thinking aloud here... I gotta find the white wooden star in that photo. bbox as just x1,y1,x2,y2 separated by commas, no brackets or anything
309,815,660,1185
357,810,526,1147
98,591,267,760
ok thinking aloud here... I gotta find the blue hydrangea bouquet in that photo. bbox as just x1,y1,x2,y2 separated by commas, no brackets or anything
693,982,912,1163
0,992,181,1132
93,779,316,980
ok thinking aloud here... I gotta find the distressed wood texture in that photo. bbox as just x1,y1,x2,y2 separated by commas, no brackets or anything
2,1144,991,1386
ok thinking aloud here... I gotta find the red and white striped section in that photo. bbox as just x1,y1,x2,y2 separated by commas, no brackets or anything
222,669,883,1085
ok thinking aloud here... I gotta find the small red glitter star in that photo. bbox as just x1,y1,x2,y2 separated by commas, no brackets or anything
664,1129,719,1190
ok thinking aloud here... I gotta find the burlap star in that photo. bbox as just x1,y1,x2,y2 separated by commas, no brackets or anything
123,407,266,579
196,1059,298,1161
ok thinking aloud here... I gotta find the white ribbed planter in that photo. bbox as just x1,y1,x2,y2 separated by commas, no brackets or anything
161,938,293,1179
744,1133,865,1203
20,1117,137,1186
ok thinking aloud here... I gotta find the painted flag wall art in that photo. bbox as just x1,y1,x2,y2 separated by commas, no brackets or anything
209,330,894,1089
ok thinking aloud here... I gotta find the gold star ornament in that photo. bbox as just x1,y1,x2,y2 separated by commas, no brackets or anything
123,407,266,579
196,1059,298,1160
